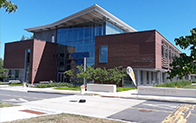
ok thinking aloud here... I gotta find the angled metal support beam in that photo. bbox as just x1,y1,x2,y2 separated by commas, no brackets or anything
82,15,94,21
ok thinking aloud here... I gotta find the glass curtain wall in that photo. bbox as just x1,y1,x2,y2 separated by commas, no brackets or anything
57,21,105,68
57,21,124,70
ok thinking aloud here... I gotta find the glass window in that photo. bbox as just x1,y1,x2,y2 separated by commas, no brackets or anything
78,28,83,41
68,28,72,42
51,36,55,43
162,45,164,57
147,71,149,84
15,70,19,79
141,71,143,84
99,46,108,63
84,27,90,40
151,72,154,81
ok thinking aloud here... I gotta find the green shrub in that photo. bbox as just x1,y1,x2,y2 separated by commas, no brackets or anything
192,81,196,83
35,82,71,88
154,80,191,88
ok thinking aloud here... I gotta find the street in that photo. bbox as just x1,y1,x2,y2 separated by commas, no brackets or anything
0,89,196,123
0,90,73,104
108,100,196,123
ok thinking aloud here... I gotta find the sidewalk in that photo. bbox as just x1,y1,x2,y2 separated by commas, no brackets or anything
0,85,196,123
0,85,196,103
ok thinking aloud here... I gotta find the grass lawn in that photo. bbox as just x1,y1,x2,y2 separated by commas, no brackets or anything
3,113,123,123
181,85,196,89
9,83,23,86
0,82,9,85
117,87,136,92
54,86,81,91
0,102,19,108
55,86,136,92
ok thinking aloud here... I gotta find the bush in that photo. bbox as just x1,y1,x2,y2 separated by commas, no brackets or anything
192,81,196,83
154,80,192,88
34,82,71,88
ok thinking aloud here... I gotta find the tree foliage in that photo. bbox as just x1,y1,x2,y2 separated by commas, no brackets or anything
64,66,127,85
168,28,196,79
0,58,8,81
20,34,34,41
0,0,18,13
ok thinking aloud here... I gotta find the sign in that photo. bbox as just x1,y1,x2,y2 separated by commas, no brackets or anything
126,66,137,86
81,85,85,94
133,58,153,63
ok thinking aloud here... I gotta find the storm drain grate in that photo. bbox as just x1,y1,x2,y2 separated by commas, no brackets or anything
139,109,152,112
20,109,47,115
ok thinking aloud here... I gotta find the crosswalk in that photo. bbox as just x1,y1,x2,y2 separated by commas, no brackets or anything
2,98,29,103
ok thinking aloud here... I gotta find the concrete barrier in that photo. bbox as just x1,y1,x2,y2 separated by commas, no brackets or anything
138,86,196,98
8,80,21,84
87,84,116,93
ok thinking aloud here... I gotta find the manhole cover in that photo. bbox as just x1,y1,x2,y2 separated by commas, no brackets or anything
139,109,152,112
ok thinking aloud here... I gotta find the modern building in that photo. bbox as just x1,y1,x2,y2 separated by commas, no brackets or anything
3,4,196,85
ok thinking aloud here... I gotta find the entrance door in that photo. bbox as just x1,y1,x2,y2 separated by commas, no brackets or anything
58,72,65,82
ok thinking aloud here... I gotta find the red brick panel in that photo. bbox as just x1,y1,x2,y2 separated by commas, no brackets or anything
31,40,57,83
4,40,33,69
95,30,156,69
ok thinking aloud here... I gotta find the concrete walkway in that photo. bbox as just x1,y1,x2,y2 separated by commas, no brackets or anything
0,85,195,122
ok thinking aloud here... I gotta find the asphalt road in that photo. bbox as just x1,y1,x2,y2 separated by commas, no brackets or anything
0,90,73,104
0,89,195,123
108,100,196,123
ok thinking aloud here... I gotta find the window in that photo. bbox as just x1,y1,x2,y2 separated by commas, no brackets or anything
141,71,143,84
147,71,149,84
15,70,19,79
162,45,164,57
151,72,154,82
52,36,55,43
99,46,108,63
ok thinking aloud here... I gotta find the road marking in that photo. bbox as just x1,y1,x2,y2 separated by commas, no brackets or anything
142,103,177,110
162,104,196,123
130,107,172,113
18,98,29,102
0,94,46,100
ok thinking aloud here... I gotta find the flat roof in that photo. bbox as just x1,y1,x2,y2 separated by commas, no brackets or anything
25,4,137,33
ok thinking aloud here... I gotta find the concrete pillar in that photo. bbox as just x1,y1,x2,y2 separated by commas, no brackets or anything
143,71,147,85
137,70,140,86
157,71,161,85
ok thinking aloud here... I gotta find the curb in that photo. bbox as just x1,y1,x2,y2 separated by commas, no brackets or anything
27,90,196,104
27,90,100,96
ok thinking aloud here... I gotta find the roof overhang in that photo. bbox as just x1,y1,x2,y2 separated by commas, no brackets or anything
24,4,137,33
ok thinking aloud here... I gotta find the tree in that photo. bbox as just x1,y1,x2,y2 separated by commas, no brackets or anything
65,65,127,86
0,0,18,13
20,34,34,41
168,28,196,79
0,58,8,81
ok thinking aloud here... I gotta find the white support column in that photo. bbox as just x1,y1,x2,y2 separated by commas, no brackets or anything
137,70,140,86
157,71,161,85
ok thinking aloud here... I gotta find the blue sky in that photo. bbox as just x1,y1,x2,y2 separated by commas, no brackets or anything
0,0,195,59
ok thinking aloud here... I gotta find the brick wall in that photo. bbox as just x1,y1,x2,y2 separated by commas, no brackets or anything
95,30,156,69
4,40,33,69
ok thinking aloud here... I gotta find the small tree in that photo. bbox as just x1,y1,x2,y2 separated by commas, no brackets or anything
168,28,196,79
0,58,8,81
107,66,127,85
